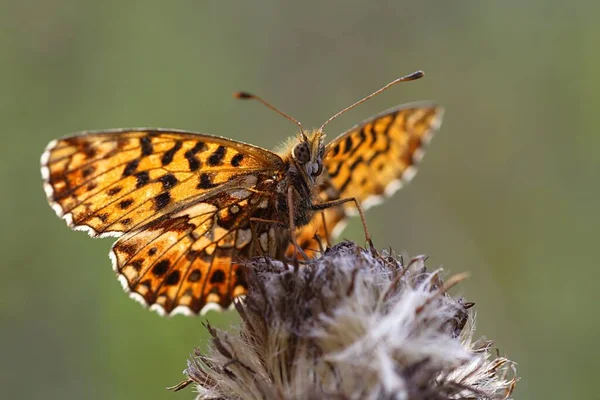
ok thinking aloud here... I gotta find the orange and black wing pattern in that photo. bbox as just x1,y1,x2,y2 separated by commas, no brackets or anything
324,102,443,210
292,103,444,254
110,186,281,315
41,129,284,315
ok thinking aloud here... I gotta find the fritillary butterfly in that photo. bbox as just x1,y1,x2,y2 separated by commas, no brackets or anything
41,71,443,316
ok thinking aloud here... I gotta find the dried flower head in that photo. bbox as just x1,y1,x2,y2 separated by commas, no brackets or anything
174,241,517,399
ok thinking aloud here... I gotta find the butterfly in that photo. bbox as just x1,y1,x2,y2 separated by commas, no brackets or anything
41,71,443,316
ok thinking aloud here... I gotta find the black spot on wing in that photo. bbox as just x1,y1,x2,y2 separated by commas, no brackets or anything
188,269,202,282
122,159,140,177
119,199,134,209
344,136,354,154
118,243,137,257
135,171,150,188
348,156,364,172
198,173,218,189
186,250,199,261
366,124,378,145
380,114,394,135
140,136,153,156
130,259,143,271
231,153,244,167
188,142,206,155
154,192,171,210
161,141,182,166
166,270,180,285
338,156,364,193
153,260,170,276
82,166,95,177
158,173,178,189
186,157,200,171
107,186,123,196
358,127,367,143
210,269,225,284
81,142,97,158
347,129,368,157
208,146,226,166
184,142,205,171
330,144,341,157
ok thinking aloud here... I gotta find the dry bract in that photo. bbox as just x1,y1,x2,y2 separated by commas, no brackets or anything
178,241,517,400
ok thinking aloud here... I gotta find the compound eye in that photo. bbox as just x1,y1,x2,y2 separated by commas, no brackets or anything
312,160,323,176
292,142,311,163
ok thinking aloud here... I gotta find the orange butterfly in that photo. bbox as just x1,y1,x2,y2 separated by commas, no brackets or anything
41,71,443,316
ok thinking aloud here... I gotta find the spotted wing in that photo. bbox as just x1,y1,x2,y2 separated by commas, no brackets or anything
291,103,443,256
41,129,283,237
111,185,283,315
41,129,285,315
324,103,443,211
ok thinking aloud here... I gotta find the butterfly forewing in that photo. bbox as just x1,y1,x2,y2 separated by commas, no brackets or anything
324,103,443,211
42,129,283,237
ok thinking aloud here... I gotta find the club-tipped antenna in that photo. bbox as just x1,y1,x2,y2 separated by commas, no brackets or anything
234,91,307,140
318,70,425,132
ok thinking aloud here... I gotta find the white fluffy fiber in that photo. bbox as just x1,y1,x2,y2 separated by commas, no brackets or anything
176,241,517,399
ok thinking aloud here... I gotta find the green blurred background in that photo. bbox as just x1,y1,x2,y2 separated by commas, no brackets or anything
2,1,598,398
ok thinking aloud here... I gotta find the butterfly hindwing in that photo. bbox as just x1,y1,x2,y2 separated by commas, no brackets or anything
111,183,282,315
41,129,283,237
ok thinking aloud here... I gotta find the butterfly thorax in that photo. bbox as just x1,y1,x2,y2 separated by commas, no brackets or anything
276,129,326,227
274,161,314,227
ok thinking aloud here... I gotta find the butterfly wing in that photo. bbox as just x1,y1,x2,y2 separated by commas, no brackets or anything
291,103,444,255
111,187,281,315
324,102,443,210
41,129,285,314
41,129,283,237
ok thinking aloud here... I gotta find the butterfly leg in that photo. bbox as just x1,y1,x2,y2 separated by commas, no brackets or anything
249,217,286,229
248,216,309,263
320,211,331,247
311,197,376,253
248,217,285,261
310,212,330,254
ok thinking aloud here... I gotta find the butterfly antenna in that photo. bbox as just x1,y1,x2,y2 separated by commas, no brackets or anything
234,91,308,141
318,70,425,132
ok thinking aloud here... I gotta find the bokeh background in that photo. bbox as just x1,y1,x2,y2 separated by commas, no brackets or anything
2,1,598,399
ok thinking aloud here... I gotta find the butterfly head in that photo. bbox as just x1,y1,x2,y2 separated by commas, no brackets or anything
290,129,326,186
